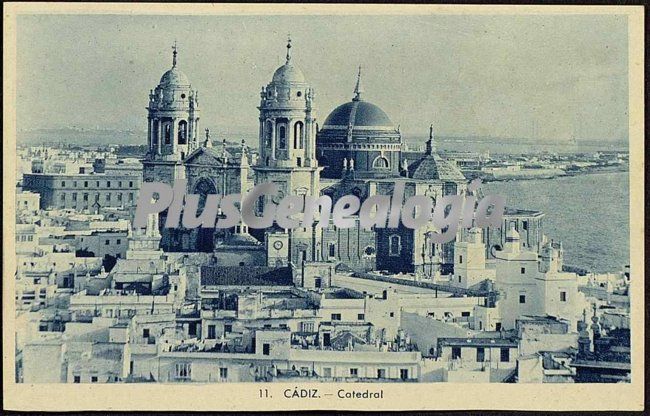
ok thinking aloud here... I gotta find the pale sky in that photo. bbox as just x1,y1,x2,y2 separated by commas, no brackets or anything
16,14,628,140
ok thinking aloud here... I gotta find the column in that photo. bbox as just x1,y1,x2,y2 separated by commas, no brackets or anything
270,118,277,160
147,117,152,153
156,119,162,155
194,118,200,151
188,116,194,152
305,117,312,166
171,117,177,155
258,119,264,160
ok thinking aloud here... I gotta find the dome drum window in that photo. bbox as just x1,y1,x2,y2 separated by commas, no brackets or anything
373,156,390,169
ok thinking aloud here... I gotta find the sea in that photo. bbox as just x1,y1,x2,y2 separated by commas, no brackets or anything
483,171,629,274
416,136,631,274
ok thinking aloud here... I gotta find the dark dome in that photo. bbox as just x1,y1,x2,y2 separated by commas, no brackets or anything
322,100,394,130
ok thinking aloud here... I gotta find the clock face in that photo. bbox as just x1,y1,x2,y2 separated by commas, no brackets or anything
273,240,283,250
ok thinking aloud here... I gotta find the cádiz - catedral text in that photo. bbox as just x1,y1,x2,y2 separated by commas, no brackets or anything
338,389,384,399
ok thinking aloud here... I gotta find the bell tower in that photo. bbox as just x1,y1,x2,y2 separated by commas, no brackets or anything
253,38,322,268
143,43,200,184
254,37,320,200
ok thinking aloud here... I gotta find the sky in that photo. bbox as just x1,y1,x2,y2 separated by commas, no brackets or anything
16,13,629,141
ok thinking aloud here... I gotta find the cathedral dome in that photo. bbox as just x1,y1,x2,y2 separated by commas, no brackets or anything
272,63,305,84
322,100,394,130
159,66,190,87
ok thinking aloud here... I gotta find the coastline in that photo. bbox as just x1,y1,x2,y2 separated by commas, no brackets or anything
478,164,628,184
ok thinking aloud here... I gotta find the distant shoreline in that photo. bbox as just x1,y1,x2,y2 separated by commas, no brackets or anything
479,165,628,184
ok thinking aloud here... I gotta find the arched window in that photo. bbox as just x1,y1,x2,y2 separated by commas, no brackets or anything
265,121,273,147
278,125,287,149
293,121,304,149
373,156,390,169
389,234,401,256
164,123,171,144
178,120,188,144
328,243,336,258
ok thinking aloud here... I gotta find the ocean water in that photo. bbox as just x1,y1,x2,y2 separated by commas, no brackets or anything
483,171,630,273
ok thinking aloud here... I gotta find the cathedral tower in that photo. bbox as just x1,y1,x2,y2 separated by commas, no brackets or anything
143,43,200,184
253,38,322,267
254,38,320,199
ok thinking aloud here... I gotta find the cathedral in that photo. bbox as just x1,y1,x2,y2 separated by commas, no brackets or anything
141,41,541,278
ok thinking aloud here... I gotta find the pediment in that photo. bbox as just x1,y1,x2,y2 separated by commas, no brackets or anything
184,147,228,166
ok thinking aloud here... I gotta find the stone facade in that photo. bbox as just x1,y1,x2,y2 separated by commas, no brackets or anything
22,172,141,211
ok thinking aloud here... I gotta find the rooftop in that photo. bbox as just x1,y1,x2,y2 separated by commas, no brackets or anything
201,266,293,287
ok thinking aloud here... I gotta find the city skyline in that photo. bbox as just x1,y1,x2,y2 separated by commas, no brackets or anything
16,14,628,141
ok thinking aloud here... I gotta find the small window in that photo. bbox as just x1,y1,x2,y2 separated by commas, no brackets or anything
477,347,485,362
500,348,510,362
349,368,358,377
331,313,341,321
116,239,121,245
377,368,386,378
519,294,526,304
91,376,98,383
459,255,463,264
461,311,470,317
61,181,66,187
84,181,88,188
262,343,270,355
560,291,567,302
328,243,336,258
521,267,526,274
219,367,228,379
389,312,395,317
105,239,110,245
451,347,461,359
224,324,232,333
389,235,401,256
400,369,409,380
107,181,111,188
143,328,150,338
129,181,134,188
73,375,81,383
522,220,529,230
357,313,365,321
207,325,216,339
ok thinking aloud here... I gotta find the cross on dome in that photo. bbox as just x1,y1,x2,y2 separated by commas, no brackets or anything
286,34,292,63
353,66,364,101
